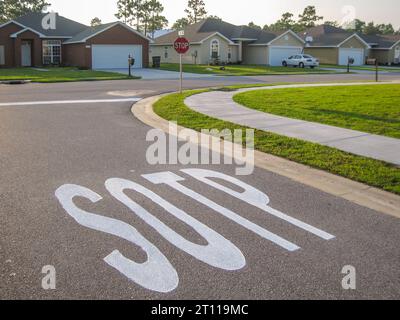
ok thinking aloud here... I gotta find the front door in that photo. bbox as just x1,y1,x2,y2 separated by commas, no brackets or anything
21,41,32,67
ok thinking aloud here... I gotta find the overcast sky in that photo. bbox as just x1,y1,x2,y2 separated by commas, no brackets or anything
48,0,400,29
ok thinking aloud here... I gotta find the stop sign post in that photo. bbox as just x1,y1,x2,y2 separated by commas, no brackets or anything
174,37,190,93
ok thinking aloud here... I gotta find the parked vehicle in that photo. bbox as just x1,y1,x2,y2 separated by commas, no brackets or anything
282,54,320,68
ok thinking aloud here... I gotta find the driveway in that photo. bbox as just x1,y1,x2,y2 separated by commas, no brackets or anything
0,74,400,299
98,68,217,80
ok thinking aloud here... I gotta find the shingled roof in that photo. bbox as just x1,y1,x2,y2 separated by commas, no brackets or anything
300,25,356,46
13,12,88,37
300,25,400,49
360,34,400,48
64,22,117,43
153,18,287,45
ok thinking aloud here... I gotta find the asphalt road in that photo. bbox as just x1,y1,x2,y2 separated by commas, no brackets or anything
1,73,400,300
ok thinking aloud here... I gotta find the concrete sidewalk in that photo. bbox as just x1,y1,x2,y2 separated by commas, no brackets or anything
185,82,400,165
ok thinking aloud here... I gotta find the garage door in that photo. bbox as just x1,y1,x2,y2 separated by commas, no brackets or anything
92,45,142,69
269,47,303,66
339,48,364,66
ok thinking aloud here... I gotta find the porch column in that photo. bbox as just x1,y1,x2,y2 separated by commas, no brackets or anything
238,41,243,62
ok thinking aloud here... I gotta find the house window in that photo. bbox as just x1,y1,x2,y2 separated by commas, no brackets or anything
211,39,219,59
42,40,61,65
0,45,5,65
164,47,168,59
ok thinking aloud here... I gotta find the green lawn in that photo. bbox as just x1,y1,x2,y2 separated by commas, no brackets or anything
0,67,139,83
153,87,400,195
159,63,338,76
320,64,400,72
233,84,400,139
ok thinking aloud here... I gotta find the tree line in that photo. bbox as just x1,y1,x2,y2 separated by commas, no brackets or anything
0,1,399,36
247,6,400,35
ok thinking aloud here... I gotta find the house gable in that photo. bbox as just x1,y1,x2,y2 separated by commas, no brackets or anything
0,22,25,67
339,34,370,49
267,31,304,47
80,24,150,69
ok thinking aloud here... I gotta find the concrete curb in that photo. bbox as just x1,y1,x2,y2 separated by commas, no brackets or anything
131,93,400,219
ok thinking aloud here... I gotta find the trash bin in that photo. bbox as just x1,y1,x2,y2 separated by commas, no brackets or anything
152,56,161,68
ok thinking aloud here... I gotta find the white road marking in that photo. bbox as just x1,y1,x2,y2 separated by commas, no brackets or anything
142,172,301,252
0,98,141,107
55,184,179,293
181,169,335,240
55,170,336,293
105,178,246,271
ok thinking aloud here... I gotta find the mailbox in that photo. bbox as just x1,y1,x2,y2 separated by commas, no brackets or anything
348,57,355,65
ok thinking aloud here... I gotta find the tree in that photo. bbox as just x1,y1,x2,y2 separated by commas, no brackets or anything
149,15,168,36
345,20,396,35
172,17,189,30
248,22,261,30
377,23,395,35
184,0,207,24
363,22,380,35
207,15,221,21
131,0,145,31
324,21,339,27
268,12,297,31
298,5,323,29
344,19,366,32
115,0,144,30
0,0,50,23
90,17,102,27
142,0,168,36
115,0,133,25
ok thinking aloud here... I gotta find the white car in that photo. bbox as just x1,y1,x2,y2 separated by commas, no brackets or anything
282,54,320,68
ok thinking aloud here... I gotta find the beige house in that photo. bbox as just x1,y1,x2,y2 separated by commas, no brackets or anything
361,34,400,65
150,19,305,66
301,25,370,66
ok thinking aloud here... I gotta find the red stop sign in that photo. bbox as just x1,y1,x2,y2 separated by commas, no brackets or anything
174,37,190,54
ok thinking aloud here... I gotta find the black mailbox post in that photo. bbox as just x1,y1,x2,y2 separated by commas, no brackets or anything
128,55,135,77
347,57,355,73
366,58,379,82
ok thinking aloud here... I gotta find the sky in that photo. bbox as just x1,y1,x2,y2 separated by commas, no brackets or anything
48,0,400,29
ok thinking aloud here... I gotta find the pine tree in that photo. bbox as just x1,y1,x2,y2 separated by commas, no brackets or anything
90,17,102,27
0,0,50,23
298,6,323,29
142,0,168,36
115,0,133,25
184,0,207,24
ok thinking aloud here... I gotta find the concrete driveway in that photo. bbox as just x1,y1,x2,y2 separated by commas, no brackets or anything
99,68,216,80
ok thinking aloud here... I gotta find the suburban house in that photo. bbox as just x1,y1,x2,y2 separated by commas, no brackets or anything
302,25,400,66
150,18,306,66
301,25,371,66
361,34,400,65
0,12,150,69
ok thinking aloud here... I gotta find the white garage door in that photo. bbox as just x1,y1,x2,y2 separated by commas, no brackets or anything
92,45,142,69
269,47,303,66
339,48,364,66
